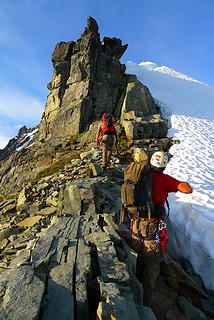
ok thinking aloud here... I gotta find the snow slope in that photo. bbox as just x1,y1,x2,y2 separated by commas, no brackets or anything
126,61,214,290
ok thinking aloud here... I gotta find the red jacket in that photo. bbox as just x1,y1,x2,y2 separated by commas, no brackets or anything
151,172,181,205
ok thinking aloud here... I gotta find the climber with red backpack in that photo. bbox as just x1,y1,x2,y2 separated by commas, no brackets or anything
96,113,118,169
121,150,193,307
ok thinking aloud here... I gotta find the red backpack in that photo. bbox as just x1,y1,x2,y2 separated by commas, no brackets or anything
101,113,115,135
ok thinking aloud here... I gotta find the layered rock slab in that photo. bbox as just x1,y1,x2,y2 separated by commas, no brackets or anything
0,215,157,320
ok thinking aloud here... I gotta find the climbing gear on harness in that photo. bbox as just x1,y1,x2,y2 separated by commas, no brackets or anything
155,220,168,254
130,216,168,254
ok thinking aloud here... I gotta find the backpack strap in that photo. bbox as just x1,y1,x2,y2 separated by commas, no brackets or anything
165,197,170,216
120,205,132,224
145,168,153,220
120,205,125,224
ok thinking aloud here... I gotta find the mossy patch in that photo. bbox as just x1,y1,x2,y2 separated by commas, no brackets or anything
0,193,18,205
32,152,80,184
113,126,129,154
111,125,133,165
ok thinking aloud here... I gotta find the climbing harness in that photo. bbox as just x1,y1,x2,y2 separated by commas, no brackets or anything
130,216,168,254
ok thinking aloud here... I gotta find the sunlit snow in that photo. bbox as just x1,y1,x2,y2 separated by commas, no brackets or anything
126,61,214,290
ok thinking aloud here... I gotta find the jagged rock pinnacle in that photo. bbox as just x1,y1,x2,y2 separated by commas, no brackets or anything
86,16,99,32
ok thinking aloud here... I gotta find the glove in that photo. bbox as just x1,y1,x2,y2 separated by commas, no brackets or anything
96,139,100,147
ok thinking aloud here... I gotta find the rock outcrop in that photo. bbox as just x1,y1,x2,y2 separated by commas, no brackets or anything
39,17,128,142
38,16,167,145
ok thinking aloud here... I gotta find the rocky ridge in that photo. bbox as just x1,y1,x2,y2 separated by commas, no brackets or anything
0,150,214,320
0,16,213,320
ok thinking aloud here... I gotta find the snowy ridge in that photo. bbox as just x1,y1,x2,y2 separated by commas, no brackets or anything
0,126,38,162
126,60,214,290
126,61,214,119
138,61,204,84
155,66,204,84
16,128,38,151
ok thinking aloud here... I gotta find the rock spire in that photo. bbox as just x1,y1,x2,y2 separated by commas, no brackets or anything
39,17,129,142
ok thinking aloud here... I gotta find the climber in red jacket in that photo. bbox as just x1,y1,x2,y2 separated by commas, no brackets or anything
96,113,118,169
131,151,193,307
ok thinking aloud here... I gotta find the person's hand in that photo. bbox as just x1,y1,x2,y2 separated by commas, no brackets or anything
96,139,100,147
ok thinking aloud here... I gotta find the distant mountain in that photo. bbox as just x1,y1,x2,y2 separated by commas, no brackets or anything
138,61,204,84
126,61,214,119
0,126,38,162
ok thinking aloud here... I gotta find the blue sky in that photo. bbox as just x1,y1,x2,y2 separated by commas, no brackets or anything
0,0,214,147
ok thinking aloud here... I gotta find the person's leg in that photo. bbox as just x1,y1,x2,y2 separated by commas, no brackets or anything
106,136,114,165
131,218,146,307
101,135,108,168
132,219,163,307
102,142,107,168
141,240,163,307
107,150,112,164
132,219,148,281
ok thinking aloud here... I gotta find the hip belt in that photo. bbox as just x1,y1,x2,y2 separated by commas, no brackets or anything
130,217,168,254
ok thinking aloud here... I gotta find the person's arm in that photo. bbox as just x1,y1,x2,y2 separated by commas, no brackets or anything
164,174,193,194
177,182,193,194
95,124,102,146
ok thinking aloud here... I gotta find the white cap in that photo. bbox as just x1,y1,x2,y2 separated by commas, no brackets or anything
150,151,168,168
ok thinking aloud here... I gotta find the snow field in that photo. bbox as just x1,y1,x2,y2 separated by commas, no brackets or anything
126,60,214,289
